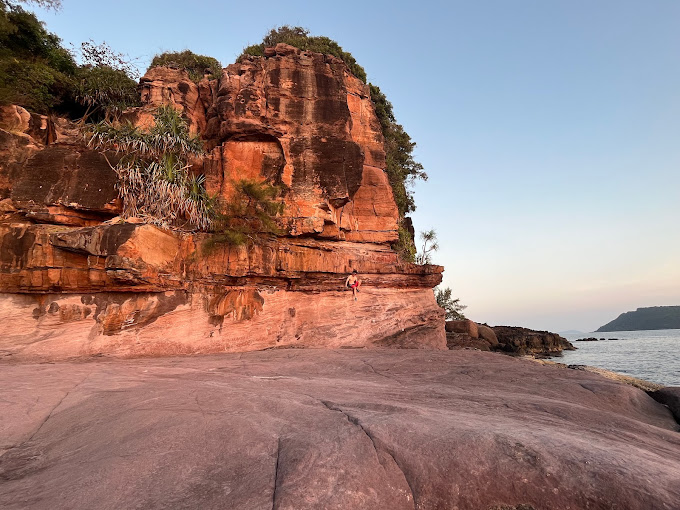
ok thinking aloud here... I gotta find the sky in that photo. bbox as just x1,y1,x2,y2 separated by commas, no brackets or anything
30,0,680,332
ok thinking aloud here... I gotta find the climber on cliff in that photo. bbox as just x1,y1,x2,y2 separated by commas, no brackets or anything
345,270,361,301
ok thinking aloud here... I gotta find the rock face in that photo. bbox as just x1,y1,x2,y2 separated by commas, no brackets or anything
0,49,444,360
492,325,575,356
202,43,399,242
444,322,571,356
1,350,679,510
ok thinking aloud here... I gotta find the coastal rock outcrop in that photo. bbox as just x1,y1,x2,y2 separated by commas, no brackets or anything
649,387,680,422
1,350,679,509
444,321,572,356
0,48,444,360
491,325,575,356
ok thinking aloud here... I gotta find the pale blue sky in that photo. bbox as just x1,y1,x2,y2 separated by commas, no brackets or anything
32,0,680,332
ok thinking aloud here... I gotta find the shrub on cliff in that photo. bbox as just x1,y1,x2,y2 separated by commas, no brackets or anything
239,26,367,83
88,105,213,230
370,84,427,217
206,179,284,248
149,50,221,82
0,0,77,112
0,3,139,119
75,66,140,123
73,40,141,123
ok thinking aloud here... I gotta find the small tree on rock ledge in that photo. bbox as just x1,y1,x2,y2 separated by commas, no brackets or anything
435,287,467,321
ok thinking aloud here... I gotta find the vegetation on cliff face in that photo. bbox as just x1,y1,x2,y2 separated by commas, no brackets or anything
597,306,680,332
88,105,213,230
0,2,139,118
88,107,284,239
148,50,221,82
205,179,284,248
415,229,438,265
0,0,76,113
370,84,427,217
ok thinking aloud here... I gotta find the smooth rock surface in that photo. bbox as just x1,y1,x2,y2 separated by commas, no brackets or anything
1,350,678,510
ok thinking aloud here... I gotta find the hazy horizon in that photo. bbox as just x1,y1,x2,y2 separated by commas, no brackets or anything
29,0,680,333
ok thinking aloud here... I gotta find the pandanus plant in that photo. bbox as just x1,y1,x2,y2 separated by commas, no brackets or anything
87,105,213,230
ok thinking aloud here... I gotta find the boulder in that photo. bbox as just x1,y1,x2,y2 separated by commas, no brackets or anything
274,42,300,56
477,323,499,345
445,319,478,338
649,387,680,423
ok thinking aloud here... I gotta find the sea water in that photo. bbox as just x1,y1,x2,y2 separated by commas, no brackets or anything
552,329,680,387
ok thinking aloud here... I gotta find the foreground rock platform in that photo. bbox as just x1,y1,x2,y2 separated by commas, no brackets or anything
1,350,678,509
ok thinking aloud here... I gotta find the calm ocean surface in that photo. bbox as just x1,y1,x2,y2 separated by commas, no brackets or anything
551,329,680,387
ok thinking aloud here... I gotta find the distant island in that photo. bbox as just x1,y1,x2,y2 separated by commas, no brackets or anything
597,306,680,332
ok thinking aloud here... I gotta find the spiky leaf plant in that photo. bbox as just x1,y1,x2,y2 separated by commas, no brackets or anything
88,105,212,230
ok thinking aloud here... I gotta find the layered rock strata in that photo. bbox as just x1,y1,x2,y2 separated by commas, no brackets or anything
0,46,444,360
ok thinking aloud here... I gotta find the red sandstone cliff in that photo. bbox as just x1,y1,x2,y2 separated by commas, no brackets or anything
0,44,444,360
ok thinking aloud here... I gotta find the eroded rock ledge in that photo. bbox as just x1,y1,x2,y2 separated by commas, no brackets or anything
0,45,445,360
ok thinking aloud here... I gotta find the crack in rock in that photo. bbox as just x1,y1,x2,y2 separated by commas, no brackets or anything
272,437,281,510
319,400,416,509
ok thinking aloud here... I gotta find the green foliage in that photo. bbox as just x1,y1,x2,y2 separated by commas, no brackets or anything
75,66,140,122
391,225,416,263
0,0,77,113
239,26,367,83
149,50,221,82
207,179,285,248
87,105,212,230
370,84,427,217
0,4,139,119
80,40,139,78
435,287,467,321
415,229,438,265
